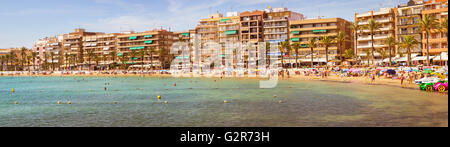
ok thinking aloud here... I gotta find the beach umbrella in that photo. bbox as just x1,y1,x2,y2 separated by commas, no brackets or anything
386,69,396,75
423,69,433,74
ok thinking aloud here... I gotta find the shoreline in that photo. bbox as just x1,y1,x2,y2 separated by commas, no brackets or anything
2,72,446,94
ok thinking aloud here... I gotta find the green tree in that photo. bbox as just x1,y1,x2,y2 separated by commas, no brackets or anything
336,31,349,63
291,43,301,68
399,35,420,67
362,18,382,65
383,36,397,67
278,41,290,69
86,49,95,71
419,14,438,66
307,38,318,67
319,36,334,64
349,21,361,55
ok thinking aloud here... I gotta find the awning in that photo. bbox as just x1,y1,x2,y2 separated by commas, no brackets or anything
181,33,189,37
301,44,309,48
144,40,153,44
291,31,300,34
130,57,139,60
220,18,231,22
117,52,123,56
313,30,327,33
129,36,137,40
225,30,238,35
130,46,145,50
144,35,153,38
291,38,300,42
412,56,435,61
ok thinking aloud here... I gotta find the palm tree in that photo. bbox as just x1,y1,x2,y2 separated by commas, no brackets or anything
31,52,37,71
344,48,355,59
5,54,10,71
419,14,438,66
319,36,334,64
307,37,318,67
349,21,361,55
64,53,70,71
291,43,301,68
110,51,117,70
50,52,55,71
86,49,95,71
9,51,17,71
159,47,167,69
399,35,420,67
335,31,349,64
379,49,388,66
278,41,290,70
139,49,148,73
20,47,27,71
101,54,108,71
365,49,371,65
265,42,271,67
438,17,448,46
363,18,382,65
383,36,397,67
120,53,129,70
130,50,137,67
94,54,100,70
148,47,155,71
0,56,5,71
26,55,32,73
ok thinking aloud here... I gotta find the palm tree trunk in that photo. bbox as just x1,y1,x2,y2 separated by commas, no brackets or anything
370,31,375,66
426,32,430,66
389,46,392,67
408,48,412,67
295,50,299,69
325,46,329,64
310,48,314,67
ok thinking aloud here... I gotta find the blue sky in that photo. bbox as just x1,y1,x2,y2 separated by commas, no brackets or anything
0,0,409,48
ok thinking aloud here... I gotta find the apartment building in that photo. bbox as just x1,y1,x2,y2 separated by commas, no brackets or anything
218,12,241,45
422,0,448,56
396,0,425,55
356,8,396,63
62,28,100,69
196,13,222,46
264,7,304,43
116,29,175,69
240,10,265,44
44,35,64,69
82,33,119,69
290,18,353,64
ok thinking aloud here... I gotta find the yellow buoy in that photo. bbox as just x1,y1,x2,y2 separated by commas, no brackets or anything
224,100,229,103
57,101,61,104
12,88,15,93
67,101,72,104
157,95,162,100
113,101,118,104
273,95,277,98
14,101,19,104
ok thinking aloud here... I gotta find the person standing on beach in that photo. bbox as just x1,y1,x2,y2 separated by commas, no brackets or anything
400,74,405,86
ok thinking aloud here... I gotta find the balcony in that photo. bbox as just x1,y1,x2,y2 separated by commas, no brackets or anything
357,44,388,49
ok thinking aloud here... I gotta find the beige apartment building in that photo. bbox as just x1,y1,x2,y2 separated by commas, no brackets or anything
62,28,100,69
422,0,448,56
396,0,425,56
290,18,353,64
356,8,396,64
264,7,304,43
240,10,265,44
196,14,222,46
82,33,119,69
116,29,175,69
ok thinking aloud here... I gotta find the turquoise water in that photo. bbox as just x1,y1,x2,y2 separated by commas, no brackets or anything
0,76,448,127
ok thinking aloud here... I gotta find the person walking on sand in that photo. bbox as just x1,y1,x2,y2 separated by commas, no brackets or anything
400,74,405,86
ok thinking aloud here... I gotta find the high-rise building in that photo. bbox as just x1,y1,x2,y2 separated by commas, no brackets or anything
82,33,119,69
62,28,101,69
422,0,448,56
396,0,425,55
116,29,175,69
290,18,353,64
240,10,265,44
355,8,396,63
264,7,305,43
